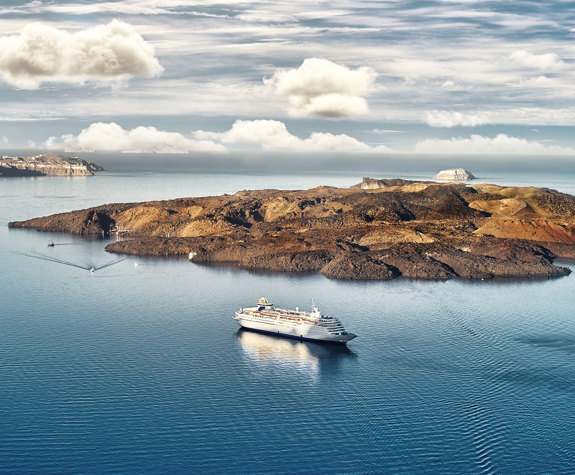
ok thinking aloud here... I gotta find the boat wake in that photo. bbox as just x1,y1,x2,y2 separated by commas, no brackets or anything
19,252,126,273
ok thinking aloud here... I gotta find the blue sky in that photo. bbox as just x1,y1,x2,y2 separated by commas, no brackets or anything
1,0,575,155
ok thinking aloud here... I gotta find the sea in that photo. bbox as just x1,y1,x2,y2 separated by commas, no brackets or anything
1,157,575,473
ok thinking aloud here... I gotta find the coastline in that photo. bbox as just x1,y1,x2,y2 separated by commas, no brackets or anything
8,178,575,281
0,153,103,177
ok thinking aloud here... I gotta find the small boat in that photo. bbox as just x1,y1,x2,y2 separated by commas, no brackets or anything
234,297,357,344
47,242,55,247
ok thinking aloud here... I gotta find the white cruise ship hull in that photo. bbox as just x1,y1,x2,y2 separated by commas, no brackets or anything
235,314,356,344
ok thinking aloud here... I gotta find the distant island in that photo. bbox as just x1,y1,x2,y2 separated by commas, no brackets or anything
434,168,476,181
9,177,575,281
0,153,103,177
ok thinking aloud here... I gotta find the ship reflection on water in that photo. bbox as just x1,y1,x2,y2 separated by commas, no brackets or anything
236,328,356,380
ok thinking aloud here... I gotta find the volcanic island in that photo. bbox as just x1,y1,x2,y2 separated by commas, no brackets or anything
9,178,575,281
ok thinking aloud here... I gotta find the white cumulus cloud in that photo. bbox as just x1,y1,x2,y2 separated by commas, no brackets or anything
425,110,488,128
441,80,470,92
412,134,574,155
0,20,163,89
509,50,564,71
264,58,377,118
195,119,390,152
44,122,226,153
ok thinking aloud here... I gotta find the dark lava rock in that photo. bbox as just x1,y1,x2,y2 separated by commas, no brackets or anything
241,250,334,273
426,247,570,279
320,254,400,280
374,245,457,280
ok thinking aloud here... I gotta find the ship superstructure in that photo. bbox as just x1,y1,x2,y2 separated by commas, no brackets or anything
234,298,357,344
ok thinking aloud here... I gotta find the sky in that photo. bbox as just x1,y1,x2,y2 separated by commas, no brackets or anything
1,0,575,156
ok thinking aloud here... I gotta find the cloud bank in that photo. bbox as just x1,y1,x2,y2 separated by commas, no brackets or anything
0,20,163,89
412,134,574,155
43,122,570,156
44,120,389,153
195,120,390,152
44,122,226,153
265,58,377,118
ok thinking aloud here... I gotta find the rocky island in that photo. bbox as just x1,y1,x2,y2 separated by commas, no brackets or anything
9,177,575,281
434,168,476,181
0,154,103,177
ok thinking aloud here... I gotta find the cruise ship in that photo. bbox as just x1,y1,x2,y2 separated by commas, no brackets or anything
234,298,357,344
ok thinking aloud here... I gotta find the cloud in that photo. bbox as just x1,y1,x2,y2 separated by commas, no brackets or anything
197,120,300,149
1,3,575,131
412,134,574,155
195,119,390,152
441,80,470,91
511,75,553,88
264,58,377,118
371,129,406,134
0,1,236,16
43,120,389,154
303,132,385,152
0,20,163,89
509,50,564,70
44,122,226,153
425,110,488,127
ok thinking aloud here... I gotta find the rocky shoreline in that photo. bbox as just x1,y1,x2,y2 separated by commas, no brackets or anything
0,153,103,177
9,178,575,280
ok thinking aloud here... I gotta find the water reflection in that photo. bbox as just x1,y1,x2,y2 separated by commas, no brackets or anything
236,328,355,380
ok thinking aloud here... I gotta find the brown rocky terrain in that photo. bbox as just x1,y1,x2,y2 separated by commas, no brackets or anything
0,154,103,176
9,177,575,280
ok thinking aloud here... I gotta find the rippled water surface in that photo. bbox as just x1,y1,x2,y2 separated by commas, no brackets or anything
1,171,575,473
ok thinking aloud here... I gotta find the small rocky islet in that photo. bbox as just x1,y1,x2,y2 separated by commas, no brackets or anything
433,168,476,181
9,177,575,281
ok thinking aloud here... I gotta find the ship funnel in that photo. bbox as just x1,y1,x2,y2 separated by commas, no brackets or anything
257,297,273,307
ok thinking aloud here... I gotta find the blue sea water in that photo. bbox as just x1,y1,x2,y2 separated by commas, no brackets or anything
1,169,575,473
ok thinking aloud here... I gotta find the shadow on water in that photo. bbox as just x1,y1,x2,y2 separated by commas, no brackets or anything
488,367,575,394
516,335,575,353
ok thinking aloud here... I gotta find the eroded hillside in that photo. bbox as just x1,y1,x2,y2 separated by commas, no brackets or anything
9,178,575,280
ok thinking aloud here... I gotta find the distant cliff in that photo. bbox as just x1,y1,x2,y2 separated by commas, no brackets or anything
9,178,575,281
0,154,103,177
